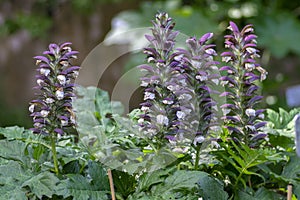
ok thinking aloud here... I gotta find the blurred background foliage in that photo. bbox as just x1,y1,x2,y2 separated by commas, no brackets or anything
0,0,300,127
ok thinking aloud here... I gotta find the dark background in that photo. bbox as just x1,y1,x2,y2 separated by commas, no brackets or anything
1,0,300,128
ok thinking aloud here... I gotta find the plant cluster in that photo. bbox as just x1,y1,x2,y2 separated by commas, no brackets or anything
0,12,299,200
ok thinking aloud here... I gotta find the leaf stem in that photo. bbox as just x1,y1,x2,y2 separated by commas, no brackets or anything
194,145,201,170
50,134,59,175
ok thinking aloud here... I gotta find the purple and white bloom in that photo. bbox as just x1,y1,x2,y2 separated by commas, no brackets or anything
55,89,64,100
138,12,183,141
29,42,80,136
57,75,67,85
220,22,267,147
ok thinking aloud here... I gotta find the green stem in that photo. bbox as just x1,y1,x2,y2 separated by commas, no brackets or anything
50,135,59,175
194,145,201,170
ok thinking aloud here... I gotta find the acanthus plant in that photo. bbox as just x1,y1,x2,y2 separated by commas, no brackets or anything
138,12,185,148
29,42,80,174
138,12,223,166
220,22,268,147
174,34,222,169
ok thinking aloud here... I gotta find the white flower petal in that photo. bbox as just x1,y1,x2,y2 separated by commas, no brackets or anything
55,89,64,100
41,110,49,117
57,75,66,85
29,104,35,113
245,108,256,117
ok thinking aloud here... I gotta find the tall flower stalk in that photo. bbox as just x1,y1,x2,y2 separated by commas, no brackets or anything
174,34,221,169
138,12,183,148
139,13,222,170
220,22,267,147
29,42,79,174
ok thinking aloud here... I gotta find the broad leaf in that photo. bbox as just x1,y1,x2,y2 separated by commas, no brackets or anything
0,161,31,200
0,126,26,140
87,160,110,191
254,187,283,199
56,174,109,200
22,171,60,198
197,172,229,200
112,170,136,198
281,155,300,182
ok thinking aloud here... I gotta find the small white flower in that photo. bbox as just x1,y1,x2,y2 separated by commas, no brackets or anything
195,75,208,81
144,92,155,100
60,61,69,67
205,48,216,55
45,98,55,104
246,125,256,131
40,68,50,76
63,46,72,52
72,71,79,78
57,75,66,85
29,104,35,113
176,111,186,119
138,118,144,124
243,27,254,33
174,54,184,61
151,79,160,84
61,119,68,126
156,62,165,67
245,108,256,117
34,122,43,128
222,56,232,63
70,115,76,124
156,114,169,126
147,128,157,136
245,63,255,71
211,140,220,148
212,105,218,111
210,126,221,132
211,79,219,85
246,47,257,54
55,89,64,100
140,81,148,87
162,99,174,105
258,113,265,119
147,57,155,63
193,136,205,146
222,108,231,115
179,94,192,101
141,106,149,112
178,78,187,86
37,79,44,86
220,80,229,87
41,110,49,117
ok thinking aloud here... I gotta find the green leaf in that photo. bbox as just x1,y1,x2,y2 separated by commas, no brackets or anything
0,161,31,200
136,168,171,192
112,170,136,198
234,189,256,200
56,174,109,200
0,126,26,140
0,140,27,163
87,161,110,191
293,183,300,199
160,170,204,192
254,187,282,199
281,155,300,181
197,172,229,200
62,160,81,174
22,171,60,198
215,141,268,189
266,109,280,127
